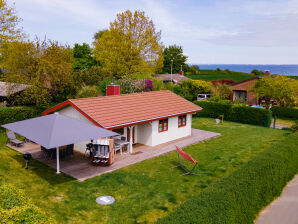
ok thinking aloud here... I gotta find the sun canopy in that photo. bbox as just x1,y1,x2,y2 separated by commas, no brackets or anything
2,113,119,149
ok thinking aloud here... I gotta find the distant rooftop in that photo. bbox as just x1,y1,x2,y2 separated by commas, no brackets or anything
0,82,30,97
154,74,189,83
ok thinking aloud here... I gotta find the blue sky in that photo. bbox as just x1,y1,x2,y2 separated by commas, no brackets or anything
10,0,298,64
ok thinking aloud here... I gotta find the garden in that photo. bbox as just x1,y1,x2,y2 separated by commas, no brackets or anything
1,118,297,223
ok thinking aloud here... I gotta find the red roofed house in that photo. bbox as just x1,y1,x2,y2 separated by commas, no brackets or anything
42,89,202,153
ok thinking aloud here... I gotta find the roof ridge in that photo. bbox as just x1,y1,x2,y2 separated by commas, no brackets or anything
71,90,171,101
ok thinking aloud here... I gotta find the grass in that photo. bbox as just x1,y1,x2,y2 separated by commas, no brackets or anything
0,118,294,223
273,118,296,127
186,69,254,82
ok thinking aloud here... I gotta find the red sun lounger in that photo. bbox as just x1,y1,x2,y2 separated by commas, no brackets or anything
173,145,198,176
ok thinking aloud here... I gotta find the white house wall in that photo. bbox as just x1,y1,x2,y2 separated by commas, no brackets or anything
136,123,152,146
57,106,94,153
56,105,193,150
151,114,192,146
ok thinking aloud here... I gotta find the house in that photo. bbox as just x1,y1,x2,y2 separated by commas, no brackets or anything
42,89,202,153
154,73,189,84
230,77,259,105
0,82,30,103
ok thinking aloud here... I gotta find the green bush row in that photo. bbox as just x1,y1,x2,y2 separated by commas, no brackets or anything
157,132,298,224
271,106,298,119
194,101,272,127
0,184,52,223
0,106,47,126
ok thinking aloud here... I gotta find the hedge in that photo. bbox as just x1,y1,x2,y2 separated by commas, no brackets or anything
0,106,47,126
157,132,298,224
194,101,272,127
271,106,298,119
0,184,52,223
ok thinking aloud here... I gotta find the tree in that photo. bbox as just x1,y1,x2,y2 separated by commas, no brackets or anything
72,43,98,70
0,38,73,105
93,10,163,78
253,75,298,108
211,83,232,100
93,29,107,40
251,69,264,76
0,0,23,43
163,45,187,74
173,80,212,101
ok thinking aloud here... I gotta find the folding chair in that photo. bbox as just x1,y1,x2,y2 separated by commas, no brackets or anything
173,145,198,176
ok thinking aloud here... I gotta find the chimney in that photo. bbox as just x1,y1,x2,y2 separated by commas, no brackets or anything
106,84,120,96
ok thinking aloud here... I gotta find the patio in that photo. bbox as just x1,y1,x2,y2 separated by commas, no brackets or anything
6,128,220,181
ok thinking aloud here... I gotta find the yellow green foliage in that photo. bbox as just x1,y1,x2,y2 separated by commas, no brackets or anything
0,184,53,223
0,39,73,105
254,75,298,108
93,10,163,78
0,0,24,42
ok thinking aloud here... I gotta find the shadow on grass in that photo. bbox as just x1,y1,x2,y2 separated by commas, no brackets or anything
10,153,75,185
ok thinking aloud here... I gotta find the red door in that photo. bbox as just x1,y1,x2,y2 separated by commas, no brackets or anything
127,127,135,144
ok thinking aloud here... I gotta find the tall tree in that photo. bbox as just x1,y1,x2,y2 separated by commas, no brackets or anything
93,10,163,78
0,39,73,105
0,0,23,43
253,75,298,108
163,45,187,74
73,43,98,70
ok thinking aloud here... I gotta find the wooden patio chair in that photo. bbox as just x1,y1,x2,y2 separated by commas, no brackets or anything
6,131,24,147
173,145,198,176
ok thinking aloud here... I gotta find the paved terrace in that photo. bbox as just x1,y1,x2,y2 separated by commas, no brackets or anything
7,129,220,181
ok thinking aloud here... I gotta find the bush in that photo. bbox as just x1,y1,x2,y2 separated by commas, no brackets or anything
75,85,100,98
157,132,298,224
271,106,298,119
0,184,51,223
0,106,46,126
194,101,272,127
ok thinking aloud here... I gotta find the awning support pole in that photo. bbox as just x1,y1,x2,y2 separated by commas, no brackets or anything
56,147,60,174
129,126,133,153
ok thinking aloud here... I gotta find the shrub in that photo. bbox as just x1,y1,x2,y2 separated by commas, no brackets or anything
0,106,46,126
75,85,100,98
157,132,298,224
0,184,51,223
194,101,272,127
271,106,298,119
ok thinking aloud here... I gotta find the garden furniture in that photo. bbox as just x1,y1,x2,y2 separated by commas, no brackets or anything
173,145,198,176
6,131,24,147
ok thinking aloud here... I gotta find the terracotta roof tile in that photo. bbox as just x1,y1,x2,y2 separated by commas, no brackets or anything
47,90,202,128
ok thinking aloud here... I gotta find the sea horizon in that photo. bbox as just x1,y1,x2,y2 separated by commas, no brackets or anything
193,64,298,76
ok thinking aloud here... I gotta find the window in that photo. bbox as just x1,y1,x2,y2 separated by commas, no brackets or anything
158,119,168,132
178,115,187,127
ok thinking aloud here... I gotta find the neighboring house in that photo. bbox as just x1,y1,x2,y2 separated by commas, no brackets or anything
154,73,189,84
42,90,202,153
230,77,259,105
0,82,30,103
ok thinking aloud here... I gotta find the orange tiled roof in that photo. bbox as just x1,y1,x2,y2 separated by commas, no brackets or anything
44,90,202,129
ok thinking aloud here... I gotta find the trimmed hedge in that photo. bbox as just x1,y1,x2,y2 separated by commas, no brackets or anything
271,106,298,119
157,132,298,224
194,101,272,127
0,106,47,126
0,184,52,223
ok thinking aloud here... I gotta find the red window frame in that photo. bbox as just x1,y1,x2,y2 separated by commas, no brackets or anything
178,115,187,127
158,119,168,132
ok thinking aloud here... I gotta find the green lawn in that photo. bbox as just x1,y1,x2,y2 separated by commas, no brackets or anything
0,118,293,223
186,69,254,82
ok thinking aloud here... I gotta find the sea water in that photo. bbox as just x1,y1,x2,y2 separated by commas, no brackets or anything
197,64,298,76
